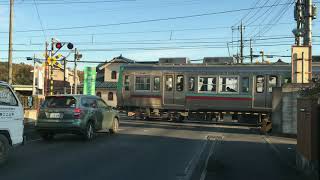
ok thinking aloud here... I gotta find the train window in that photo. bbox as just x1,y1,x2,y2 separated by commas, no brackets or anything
165,75,173,91
198,77,216,92
219,76,238,93
268,76,277,92
176,75,184,92
242,77,249,93
189,77,195,91
135,76,151,91
256,76,264,93
154,77,160,91
124,75,130,91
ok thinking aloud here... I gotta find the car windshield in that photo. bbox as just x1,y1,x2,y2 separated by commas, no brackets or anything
42,96,76,108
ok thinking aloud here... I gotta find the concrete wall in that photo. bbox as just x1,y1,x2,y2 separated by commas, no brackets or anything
272,84,312,135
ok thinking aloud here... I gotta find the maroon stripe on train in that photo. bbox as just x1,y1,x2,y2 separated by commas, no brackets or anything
186,96,253,101
131,95,162,98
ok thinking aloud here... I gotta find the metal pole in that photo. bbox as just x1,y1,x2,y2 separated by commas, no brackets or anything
250,39,253,64
63,58,67,94
74,48,78,94
8,0,14,85
32,54,36,95
304,0,313,46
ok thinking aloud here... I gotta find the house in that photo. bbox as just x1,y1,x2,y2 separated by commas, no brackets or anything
96,55,135,107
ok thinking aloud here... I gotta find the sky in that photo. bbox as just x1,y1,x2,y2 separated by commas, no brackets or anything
0,0,319,70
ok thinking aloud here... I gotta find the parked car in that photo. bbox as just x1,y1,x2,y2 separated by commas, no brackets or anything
0,81,24,165
36,95,119,141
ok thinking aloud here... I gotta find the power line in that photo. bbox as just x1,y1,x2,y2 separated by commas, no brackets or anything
256,0,294,37
0,0,137,5
1,2,295,33
246,0,278,26
234,0,263,26
33,0,47,40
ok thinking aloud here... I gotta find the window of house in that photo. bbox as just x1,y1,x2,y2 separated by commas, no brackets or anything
241,77,250,93
96,92,102,97
154,77,160,91
198,77,217,92
219,76,238,93
124,75,130,91
176,75,184,92
111,71,117,79
165,75,173,91
256,76,265,93
189,77,195,91
108,92,114,101
268,76,277,92
135,76,151,91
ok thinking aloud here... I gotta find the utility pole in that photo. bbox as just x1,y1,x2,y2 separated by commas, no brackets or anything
74,48,78,94
260,50,264,63
239,21,244,64
304,0,313,46
44,42,48,96
32,54,36,95
8,0,14,85
250,39,253,64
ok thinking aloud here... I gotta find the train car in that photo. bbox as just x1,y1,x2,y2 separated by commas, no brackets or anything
117,60,320,124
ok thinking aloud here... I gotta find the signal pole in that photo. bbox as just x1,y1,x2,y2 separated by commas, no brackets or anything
63,58,67,94
74,48,78,94
8,0,14,84
50,38,54,95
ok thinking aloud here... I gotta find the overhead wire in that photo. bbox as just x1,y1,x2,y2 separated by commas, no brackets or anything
0,2,295,33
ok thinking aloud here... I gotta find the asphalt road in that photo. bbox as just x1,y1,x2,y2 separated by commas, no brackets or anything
1,119,219,180
0,118,302,180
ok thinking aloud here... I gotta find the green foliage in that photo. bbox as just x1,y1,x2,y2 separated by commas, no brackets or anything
0,62,33,85
299,83,320,98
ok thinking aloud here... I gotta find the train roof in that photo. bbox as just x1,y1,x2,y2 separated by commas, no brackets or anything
121,62,320,74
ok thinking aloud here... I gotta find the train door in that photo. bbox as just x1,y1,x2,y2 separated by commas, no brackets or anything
163,74,174,105
266,75,278,108
254,75,267,108
163,74,185,106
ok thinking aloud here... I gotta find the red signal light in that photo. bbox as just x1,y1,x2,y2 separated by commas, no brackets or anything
55,42,62,49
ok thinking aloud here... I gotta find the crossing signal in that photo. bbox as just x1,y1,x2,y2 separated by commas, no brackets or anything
55,42,62,49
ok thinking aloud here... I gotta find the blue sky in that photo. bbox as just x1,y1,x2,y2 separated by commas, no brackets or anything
0,0,319,69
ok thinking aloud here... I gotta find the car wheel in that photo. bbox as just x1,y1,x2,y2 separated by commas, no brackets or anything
84,121,95,140
0,134,10,166
40,133,54,141
109,118,119,134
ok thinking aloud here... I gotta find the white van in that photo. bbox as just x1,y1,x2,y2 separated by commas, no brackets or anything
0,81,24,165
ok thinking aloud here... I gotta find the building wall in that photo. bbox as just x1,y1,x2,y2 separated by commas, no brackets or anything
96,89,117,107
104,63,122,82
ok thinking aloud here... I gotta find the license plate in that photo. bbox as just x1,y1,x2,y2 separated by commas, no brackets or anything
49,113,62,119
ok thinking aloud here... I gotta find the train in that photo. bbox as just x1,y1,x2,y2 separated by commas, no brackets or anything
116,57,320,124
